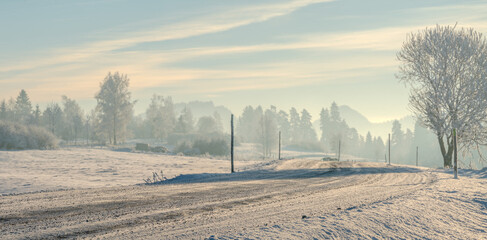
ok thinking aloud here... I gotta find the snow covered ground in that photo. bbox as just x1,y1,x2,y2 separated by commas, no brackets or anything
0,147,260,195
1,148,486,239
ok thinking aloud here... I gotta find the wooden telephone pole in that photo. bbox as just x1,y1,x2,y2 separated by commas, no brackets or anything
416,146,419,167
337,140,341,161
278,131,281,160
388,133,391,165
453,128,458,179
231,114,234,173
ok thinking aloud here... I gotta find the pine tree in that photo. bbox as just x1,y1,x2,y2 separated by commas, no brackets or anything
319,108,330,144
300,109,317,142
289,107,300,143
276,110,290,144
32,104,41,126
15,89,33,124
0,100,7,121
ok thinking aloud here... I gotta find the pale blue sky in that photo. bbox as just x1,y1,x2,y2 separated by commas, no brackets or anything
1,0,486,122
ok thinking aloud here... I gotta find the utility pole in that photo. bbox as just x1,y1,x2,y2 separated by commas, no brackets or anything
338,139,341,161
453,128,458,179
231,114,234,173
416,146,419,167
278,131,281,160
388,133,391,165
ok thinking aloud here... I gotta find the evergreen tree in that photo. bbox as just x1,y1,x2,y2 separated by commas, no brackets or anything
365,131,374,158
32,104,41,126
262,109,278,158
15,89,33,124
276,110,290,144
330,101,341,123
391,120,404,147
300,109,317,142
289,107,300,143
0,100,7,121
253,106,264,143
319,108,330,146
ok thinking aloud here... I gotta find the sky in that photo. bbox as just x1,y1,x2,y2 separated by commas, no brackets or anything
1,0,487,122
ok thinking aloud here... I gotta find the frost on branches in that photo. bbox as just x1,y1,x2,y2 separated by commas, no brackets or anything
397,25,487,168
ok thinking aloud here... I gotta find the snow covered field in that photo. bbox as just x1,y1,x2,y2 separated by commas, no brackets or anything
0,148,260,195
1,148,487,239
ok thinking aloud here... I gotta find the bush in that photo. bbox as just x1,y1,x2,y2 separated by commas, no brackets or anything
175,137,229,156
0,121,57,150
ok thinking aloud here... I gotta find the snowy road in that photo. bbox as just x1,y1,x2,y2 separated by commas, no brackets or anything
1,159,486,239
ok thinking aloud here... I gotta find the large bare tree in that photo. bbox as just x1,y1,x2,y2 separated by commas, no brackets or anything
397,25,487,167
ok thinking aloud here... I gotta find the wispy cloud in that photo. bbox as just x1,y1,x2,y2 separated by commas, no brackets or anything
0,0,333,73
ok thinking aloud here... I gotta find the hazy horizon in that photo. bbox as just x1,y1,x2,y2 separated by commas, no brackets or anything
2,0,486,122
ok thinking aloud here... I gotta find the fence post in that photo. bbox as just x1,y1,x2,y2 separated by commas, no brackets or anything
278,131,281,160
338,140,341,161
416,146,418,167
453,128,458,179
231,114,234,173
388,133,391,165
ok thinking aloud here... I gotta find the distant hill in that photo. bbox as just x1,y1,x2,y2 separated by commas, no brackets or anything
339,105,415,140
313,105,415,140
174,101,232,132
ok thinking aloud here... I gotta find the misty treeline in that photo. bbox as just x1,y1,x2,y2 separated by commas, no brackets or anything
235,101,443,166
1,73,134,146
0,72,228,154
0,71,448,167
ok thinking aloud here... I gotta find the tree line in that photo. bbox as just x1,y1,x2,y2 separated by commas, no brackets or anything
0,72,225,146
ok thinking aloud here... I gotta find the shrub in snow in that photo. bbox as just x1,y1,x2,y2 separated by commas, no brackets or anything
175,137,229,156
0,121,57,150
143,170,167,184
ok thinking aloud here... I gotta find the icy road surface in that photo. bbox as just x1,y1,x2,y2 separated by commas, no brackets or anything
1,158,487,239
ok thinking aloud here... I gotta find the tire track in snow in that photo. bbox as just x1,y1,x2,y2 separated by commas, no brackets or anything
0,161,436,239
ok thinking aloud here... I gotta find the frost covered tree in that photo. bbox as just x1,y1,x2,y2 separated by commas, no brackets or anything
276,110,291,144
319,108,330,147
262,109,278,158
32,104,41,126
289,107,300,143
95,72,134,145
144,95,176,140
146,94,165,139
62,96,84,143
397,25,487,167
175,107,194,134
300,109,317,143
15,89,33,124
197,116,221,134
42,102,63,135
0,100,8,121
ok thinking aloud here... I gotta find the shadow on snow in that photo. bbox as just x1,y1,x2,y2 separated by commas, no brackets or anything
156,165,423,185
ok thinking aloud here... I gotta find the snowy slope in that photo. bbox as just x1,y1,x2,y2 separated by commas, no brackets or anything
1,155,486,239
